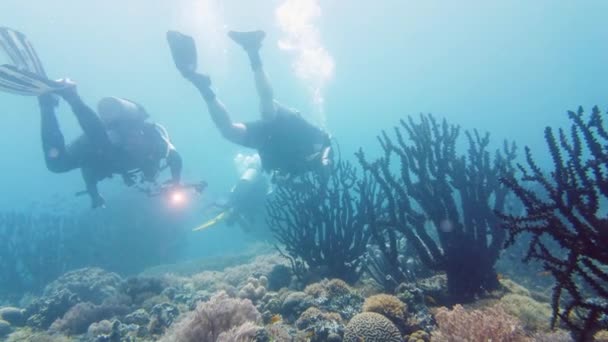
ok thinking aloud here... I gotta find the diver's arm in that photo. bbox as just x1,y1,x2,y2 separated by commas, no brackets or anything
81,168,105,209
166,148,183,184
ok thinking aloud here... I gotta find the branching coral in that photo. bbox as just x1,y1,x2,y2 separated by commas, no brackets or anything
268,161,380,283
432,304,528,341
500,106,608,338
357,114,517,300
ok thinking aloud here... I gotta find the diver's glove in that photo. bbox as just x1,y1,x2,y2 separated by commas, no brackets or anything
91,194,106,209
122,173,136,187
53,78,80,103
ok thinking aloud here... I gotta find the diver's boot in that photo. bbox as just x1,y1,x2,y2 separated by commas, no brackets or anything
228,30,266,52
186,72,215,101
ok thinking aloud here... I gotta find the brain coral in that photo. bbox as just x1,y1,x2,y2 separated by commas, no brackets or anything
344,312,402,342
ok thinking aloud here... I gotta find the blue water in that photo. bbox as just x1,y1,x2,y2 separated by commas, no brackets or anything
0,0,607,281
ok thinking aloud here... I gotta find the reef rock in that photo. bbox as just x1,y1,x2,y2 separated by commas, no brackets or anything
43,267,123,305
148,302,180,335
124,308,150,326
0,319,12,337
295,307,344,342
268,264,292,291
395,282,435,333
281,292,313,321
25,288,80,329
344,312,402,342
304,279,364,321
0,307,25,326
123,275,168,305
87,319,114,339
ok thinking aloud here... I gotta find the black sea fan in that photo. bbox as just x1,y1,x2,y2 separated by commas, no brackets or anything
267,161,379,284
500,106,608,339
358,114,517,301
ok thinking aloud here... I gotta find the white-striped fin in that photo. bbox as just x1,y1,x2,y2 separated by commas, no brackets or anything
0,64,67,96
0,27,46,77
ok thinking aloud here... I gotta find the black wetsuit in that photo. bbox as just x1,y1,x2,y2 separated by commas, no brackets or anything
39,93,182,206
242,107,331,176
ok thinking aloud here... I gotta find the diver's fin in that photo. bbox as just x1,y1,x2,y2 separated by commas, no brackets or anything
0,27,46,76
0,64,69,96
192,210,232,232
227,30,265,51
166,31,197,75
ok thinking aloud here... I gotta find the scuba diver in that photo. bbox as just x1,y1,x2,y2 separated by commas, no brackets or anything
0,27,184,208
166,29,333,181
194,153,271,232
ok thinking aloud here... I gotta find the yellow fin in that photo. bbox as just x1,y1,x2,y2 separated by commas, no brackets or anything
192,210,230,232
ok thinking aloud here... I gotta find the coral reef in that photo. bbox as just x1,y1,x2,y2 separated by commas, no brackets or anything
0,307,25,326
216,321,262,342
49,301,129,335
532,329,573,342
0,319,12,337
362,294,407,330
237,276,268,303
357,114,517,300
280,291,314,321
343,312,402,342
431,304,528,341
267,264,293,291
303,279,364,321
295,307,343,342
43,268,123,305
268,161,379,283
0,248,569,341
394,282,436,333
25,289,81,329
498,293,552,333
160,291,261,342
123,275,168,305
500,106,608,338
596,330,608,341
406,330,430,342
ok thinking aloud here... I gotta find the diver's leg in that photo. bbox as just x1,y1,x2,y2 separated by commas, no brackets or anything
228,31,276,119
57,84,111,149
38,94,77,172
187,73,247,145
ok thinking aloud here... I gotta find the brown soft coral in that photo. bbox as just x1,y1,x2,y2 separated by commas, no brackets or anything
305,279,352,299
406,330,430,342
363,294,407,328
